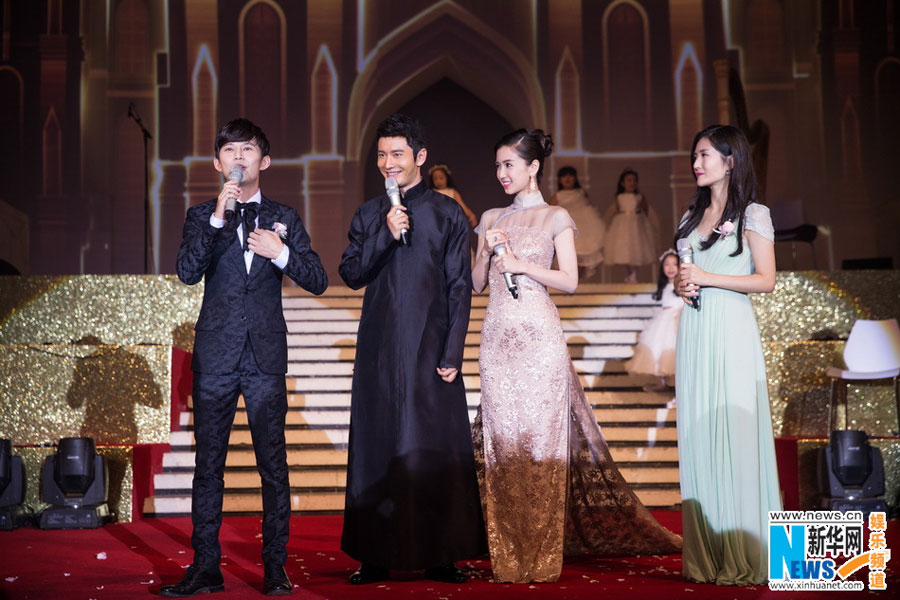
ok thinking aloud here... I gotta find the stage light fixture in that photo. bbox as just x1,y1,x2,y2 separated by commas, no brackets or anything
0,439,30,530
818,430,888,517
38,437,111,529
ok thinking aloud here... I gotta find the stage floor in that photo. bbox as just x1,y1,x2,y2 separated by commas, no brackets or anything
1,512,895,599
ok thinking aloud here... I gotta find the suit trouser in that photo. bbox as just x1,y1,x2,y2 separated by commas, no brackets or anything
190,335,290,566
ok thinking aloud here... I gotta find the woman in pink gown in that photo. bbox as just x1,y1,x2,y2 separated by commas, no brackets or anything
471,129,681,583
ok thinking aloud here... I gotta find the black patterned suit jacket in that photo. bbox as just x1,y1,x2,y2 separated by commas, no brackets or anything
176,195,328,374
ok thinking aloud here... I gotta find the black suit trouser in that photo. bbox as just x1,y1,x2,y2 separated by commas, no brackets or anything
190,335,290,567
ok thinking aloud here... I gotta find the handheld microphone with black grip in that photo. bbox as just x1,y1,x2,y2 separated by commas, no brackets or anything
224,165,244,219
676,238,700,310
492,243,519,299
385,177,408,246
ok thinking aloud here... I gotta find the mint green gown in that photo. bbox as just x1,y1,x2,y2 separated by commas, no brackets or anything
675,203,782,585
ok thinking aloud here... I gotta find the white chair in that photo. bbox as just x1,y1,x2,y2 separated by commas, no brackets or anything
826,319,900,432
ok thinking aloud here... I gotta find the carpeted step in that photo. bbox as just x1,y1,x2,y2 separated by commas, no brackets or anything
181,406,677,428
187,390,675,410
143,486,681,517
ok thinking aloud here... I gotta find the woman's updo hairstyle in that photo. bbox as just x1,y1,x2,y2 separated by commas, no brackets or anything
494,129,554,182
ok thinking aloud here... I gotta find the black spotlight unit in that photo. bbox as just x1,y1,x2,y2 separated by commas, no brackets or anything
818,430,888,517
0,439,30,529
38,437,111,529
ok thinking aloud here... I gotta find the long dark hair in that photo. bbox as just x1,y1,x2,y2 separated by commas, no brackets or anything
673,125,758,257
494,129,553,182
653,250,679,301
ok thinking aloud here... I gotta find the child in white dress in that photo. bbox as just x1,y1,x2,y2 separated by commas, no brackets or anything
625,249,682,390
549,166,606,278
604,168,658,282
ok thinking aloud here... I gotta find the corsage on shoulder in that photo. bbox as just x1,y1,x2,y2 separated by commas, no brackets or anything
713,219,735,239
273,222,287,239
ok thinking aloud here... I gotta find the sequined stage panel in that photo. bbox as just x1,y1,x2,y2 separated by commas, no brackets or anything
764,341,900,438
0,275,203,351
16,446,134,523
0,344,171,445
753,270,900,342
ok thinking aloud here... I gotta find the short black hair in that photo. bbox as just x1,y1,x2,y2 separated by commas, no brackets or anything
375,113,426,156
215,118,270,157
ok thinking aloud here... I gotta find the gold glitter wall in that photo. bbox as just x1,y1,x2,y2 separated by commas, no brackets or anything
764,341,900,438
753,271,900,342
0,275,203,351
16,446,134,523
0,344,172,445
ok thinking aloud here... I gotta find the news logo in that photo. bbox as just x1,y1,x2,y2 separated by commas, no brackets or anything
768,511,891,592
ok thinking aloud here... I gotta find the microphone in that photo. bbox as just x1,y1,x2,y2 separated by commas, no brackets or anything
492,243,518,299
223,165,244,219
676,238,700,310
385,177,408,246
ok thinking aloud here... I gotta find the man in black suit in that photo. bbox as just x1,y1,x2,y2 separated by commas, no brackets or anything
162,118,327,597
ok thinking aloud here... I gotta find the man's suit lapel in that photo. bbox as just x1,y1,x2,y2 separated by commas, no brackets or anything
226,225,249,280
247,196,276,282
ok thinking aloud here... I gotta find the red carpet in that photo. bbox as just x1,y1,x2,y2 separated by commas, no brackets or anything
0,512,894,599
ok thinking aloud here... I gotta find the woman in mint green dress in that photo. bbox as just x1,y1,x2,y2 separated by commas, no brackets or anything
673,125,781,585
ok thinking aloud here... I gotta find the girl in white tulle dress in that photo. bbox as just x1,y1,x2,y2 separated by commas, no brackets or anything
549,166,606,278
428,163,478,228
604,168,657,282
625,249,682,390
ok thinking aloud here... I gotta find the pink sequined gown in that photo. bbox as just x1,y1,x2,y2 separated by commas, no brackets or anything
474,191,682,583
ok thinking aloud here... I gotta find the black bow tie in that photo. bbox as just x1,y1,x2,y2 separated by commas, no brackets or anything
238,202,259,251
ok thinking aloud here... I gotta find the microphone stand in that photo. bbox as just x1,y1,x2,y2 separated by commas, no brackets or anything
127,103,153,274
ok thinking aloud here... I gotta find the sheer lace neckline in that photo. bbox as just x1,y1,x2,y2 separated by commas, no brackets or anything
512,191,546,209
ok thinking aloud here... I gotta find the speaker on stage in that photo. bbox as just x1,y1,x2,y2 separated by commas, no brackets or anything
38,437,111,529
818,430,888,517
0,439,30,530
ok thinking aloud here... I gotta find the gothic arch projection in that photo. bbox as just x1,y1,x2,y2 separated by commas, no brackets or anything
42,107,62,196
47,0,62,34
347,1,545,162
675,43,702,151
114,0,150,76
239,0,286,148
840,97,862,182
0,67,24,172
191,45,217,156
874,58,900,142
311,45,338,155
555,47,581,152
746,0,786,77
603,0,651,146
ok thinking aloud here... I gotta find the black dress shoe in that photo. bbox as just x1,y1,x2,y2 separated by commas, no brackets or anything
348,563,389,585
263,563,292,596
159,564,224,597
424,564,467,584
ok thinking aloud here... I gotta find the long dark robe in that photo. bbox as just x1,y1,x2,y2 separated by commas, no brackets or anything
338,181,486,570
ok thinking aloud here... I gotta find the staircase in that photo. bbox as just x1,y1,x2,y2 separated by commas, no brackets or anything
143,283,681,516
